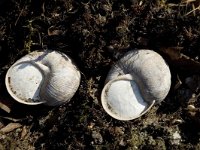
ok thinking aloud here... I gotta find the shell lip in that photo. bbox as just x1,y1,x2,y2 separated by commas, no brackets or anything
5,61,46,105
101,74,155,121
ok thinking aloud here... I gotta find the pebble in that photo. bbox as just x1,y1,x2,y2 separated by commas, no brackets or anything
171,131,181,145
91,131,103,144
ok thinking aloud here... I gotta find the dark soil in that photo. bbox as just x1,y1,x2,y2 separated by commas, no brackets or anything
0,0,200,149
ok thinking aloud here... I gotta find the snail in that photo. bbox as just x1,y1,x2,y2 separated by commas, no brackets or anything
5,50,81,106
101,49,171,120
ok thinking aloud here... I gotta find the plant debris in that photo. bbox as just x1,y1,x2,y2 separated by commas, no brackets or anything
0,102,11,113
0,123,22,133
0,0,200,149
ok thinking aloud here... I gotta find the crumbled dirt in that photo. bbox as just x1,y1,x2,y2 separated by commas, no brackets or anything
0,0,200,149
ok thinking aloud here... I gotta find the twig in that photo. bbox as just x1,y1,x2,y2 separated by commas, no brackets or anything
184,5,200,16
15,5,25,26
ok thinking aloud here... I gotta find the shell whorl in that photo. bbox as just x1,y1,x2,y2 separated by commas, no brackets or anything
33,51,81,106
105,49,171,104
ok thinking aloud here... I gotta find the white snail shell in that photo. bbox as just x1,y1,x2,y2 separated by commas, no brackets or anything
5,50,81,106
101,49,171,120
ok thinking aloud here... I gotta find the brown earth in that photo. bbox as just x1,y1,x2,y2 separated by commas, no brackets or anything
0,0,200,149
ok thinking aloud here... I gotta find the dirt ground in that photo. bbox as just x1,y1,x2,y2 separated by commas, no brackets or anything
0,0,200,149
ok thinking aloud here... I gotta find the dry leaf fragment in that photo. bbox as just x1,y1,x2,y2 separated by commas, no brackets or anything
0,116,25,122
0,89,14,113
0,123,22,133
21,126,27,139
0,121,4,129
160,47,183,60
160,47,200,74
0,101,11,113
48,26,63,36
174,75,182,90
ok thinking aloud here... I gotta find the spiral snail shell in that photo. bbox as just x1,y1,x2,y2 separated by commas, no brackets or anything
101,49,171,120
5,50,81,106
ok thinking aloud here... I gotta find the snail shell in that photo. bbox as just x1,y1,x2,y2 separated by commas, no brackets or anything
101,49,171,120
5,50,81,106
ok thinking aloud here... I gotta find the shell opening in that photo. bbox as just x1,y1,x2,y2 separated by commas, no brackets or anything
5,62,45,105
101,75,155,120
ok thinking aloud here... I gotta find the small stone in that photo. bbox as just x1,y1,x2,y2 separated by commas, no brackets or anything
172,119,184,125
187,104,196,111
87,122,95,129
171,131,181,145
92,131,103,144
115,127,125,135
185,75,200,92
119,139,126,146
